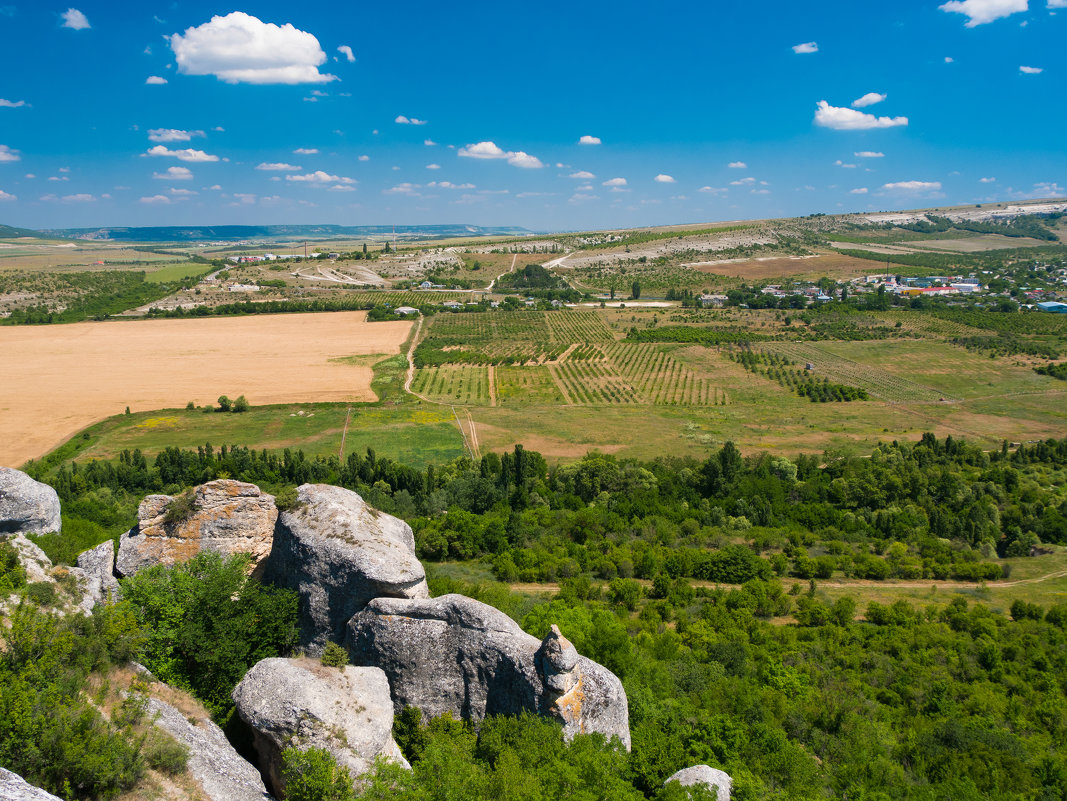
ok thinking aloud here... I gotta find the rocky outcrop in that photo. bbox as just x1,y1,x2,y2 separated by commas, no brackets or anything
232,657,407,795
265,484,428,652
664,765,733,801
0,467,61,536
0,768,64,801
6,533,53,584
116,480,277,578
146,697,272,801
75,540,120,607
346,594,630,749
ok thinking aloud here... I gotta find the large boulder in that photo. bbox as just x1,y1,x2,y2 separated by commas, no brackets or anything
76,540,120,607
664,765,733,801
0,768,63,801
232,657,407,795
5,533,53,584
346,594,630,749
146,697,272,801
116,480,277,578
0,467,61,536
265,484,429,652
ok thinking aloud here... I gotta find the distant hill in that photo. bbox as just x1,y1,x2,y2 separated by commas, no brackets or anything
0,223,55,239
33,224,534,243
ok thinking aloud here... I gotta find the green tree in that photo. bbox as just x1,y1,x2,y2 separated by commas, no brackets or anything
631,280,641,300
233,395,250,413
216,395,232,413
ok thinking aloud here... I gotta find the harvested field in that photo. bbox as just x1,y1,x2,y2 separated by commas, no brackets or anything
687,252,876,280
0,311,412,467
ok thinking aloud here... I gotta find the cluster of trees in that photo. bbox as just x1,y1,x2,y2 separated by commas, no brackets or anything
728,350,869,402
1035,361,1067,380
494,264,569,292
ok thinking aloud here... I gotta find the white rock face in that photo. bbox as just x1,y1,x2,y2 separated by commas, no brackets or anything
117,480,277,578
0,467,61,536
265,484,429,652
232,657,407,795
76,540,120,607
0,768,64,801
664,765,733,801
6,533,53,584
146,697,272,801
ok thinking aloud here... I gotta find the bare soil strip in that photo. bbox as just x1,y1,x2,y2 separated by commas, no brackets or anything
487,365,497,407
546,364,575,405
0,312,411,468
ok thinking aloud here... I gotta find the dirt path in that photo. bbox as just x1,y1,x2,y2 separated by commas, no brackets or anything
487,365,497,406
403,315,425,397
486,254,517,291
466,410,481,459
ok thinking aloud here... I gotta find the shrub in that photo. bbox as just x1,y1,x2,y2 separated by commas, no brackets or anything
142,729,189,775
321,641,348,670
281,746,355,801
25,581,57,607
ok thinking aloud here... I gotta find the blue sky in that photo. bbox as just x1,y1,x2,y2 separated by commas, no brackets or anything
0,0,1063,231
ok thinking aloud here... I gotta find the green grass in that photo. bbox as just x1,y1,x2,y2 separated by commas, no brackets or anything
495,366,566,405
144,262,212,284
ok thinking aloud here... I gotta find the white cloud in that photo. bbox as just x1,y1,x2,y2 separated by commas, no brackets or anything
427,181,475,189
730,176,755,185
256,162,301,171
168,187,197,195
980,176,997,182
854,151,885,158
576,184,593,191
814,100,908,130
426,163,441,170
145,76,168,85
47,175,69,182
882,180,942,192
654,174,676,183
0,145,20,162
337,45,355,63
699,186,727,194
61,8,89,29
458,141,543,168
60,193,95,202
358,155,370,161
395,115,427,125
294,147,318,155
153,166,193,180
792,41,818,53
569,170,595,179
0,99,27,108
1019,65,1043,73
751,188,770,195
578,135,601,145
212,126,225,132
140,195,171,204
1049,0,1067,7
602,177,627,186
568,193,598,203
232,193,257,204
728,161,747,169
851,92,886,108
169,12,337,84
385,183,420,195
835,160,857,168
424,139,437,146
850,187,869,194
0,189,15,201
286,170,355,184
939,0,1028,27
945,56,955,63
148,128,203,143
145,145,219,162
327,184,355,192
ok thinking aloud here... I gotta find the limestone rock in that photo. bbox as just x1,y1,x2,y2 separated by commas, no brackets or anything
346,594,631,749
265,484,428,652
0,467,61,536
116,480,277,578
7,533,53,584
147,697,272,801
76,540,120,607
0,768,64,801
664,765,733,801
232,657,407,795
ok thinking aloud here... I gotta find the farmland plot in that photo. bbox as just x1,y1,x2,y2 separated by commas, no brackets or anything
604,343,725,405
554,361,642,405
410,365,491,405
761,342,948,402
494,366,567,405
545,311,615,343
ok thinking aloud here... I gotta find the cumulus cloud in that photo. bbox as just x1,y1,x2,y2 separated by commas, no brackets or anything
814,100,908,130
980,176,997,182
0,99,27,108
851,92,886,108
654,174,676,183
60,193,95,202
169,187,197,195
61,8,89,29
850,187,869,194
0,145,20,162
427,181,475,189
854,151,884,158
882,180,942,193
728,161,747,169
945,56,955,63
337,45,355,62
568,193,598,203
1019,65,1043,73
730,176,755,185
699,186,727,194
286,170,355,184
153,166,193,180
169,12,337,84
145,145,219,162
939,0,1028,27
569,170,595,179
358,155,369,161
139,194,170,205
602,177,627,186
793,41,818,53
145,76,168,85
426,163,441,170
395,115,427,125
148,128,203,142
458,141,543,168
578,135,601,145
1049,0,1067,7
256,162,301,171
294,147,318,155
835,160,857,168
0,189,16,201
384,183,419,195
